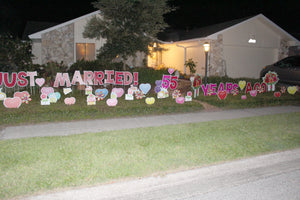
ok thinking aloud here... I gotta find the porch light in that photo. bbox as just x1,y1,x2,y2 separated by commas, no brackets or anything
203,42,210,85
153,42,157,48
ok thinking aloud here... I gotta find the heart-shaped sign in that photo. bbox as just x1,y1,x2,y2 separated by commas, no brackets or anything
63,88,72,95
0,92,6,100
217,90,227,100
176,97,185,104
238,80,246,90
64,97,76,105
14,91,30,99
168,68,175,75
250,90,257,97
241,95,247,100
3,97,22,108
55,92,61,100
287,86,297,95
95,89,109,99
106,98,118,106
111,88,124,98
274,92,281,98
35,78,45,87
139,83,151,95
41,87,54,96
145,97,155,105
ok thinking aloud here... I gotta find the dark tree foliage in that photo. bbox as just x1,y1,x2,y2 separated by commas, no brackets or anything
83,0,173,64
0,34,33,71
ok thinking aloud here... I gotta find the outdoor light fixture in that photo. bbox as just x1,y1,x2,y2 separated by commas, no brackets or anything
153,42,157,48
248,35,256,44
203,42,210,85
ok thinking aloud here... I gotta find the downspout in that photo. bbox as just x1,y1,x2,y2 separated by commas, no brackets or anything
176,44,187,74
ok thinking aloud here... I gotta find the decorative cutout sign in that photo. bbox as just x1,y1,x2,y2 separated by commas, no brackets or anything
3,97,22,108
176,97,185,104
217,90,227,100
287,86,297,95
106,98,118,106
262,71,279,91
35,78,45,87
64,97,76,105
0,88,6,100
238,80,246,90
274,92,281,98
112,88,124,98
139,83,151,95
145,97,155,105
95,89,108,100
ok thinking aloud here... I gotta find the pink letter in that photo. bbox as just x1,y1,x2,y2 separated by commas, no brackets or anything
105,70,115,84
84,71,94,85
201,84,210,96
17,71,28,87
53,73,71,87
115,71,124,85
217,82,225,93
94,71,104,85
225,82,233,93
71,70,85,85
124,71,133,85
26,71,37,86
4,72,17,88
211,83,217,95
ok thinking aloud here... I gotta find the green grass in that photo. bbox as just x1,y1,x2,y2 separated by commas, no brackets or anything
0,89,203,126
196,91,300,109
1,113,300,199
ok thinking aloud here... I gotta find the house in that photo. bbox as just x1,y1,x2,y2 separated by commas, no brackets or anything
149,14,300,78
28,11,145,67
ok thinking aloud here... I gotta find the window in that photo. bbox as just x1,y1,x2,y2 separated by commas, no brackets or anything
76,43,95,61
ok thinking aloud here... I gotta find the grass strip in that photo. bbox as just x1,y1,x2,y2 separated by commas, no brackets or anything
0,112,300,199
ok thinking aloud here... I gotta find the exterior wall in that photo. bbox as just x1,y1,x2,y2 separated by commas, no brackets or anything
31,39,42,64
209,34,225,76
41,23,74,65
222,18,280,78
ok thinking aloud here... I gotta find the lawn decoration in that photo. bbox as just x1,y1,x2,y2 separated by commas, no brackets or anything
135,90,144,99
112,88,124,98
63,88,72,95
125,94,134,100
145,97,155,105
85,86,93,95
287,86,297,95
262,71,279,91
241,95,247,100
168,68,175,75
40,93,50,105
35,78,45,87
139,83,151,95
249,90,257,97
185,91,192,101
95,89,108,101
49,92,61,103
64,97,76,105
0,88,6,100
274,92,281,98
106,98,118,106
157,88,169,99
190,74,201,98
217,90,227,100
110,92,118,99
87,94,96,105
176,97,185,104
154,80,162,93
41,87,54,96
172,89,181,99
3,97,22,108
14,91,32,104
238,80,246,91
280,86,286,94
231,88,239,96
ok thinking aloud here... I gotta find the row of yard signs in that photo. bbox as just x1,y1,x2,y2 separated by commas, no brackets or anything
0,69,298,108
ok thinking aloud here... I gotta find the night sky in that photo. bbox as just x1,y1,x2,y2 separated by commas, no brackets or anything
1,0,300,39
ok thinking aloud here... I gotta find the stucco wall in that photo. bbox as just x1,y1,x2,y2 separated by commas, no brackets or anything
41,23,74,65
31,39,42,64
222,18,280,78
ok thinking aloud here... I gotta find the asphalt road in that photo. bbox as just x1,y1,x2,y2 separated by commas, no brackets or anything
25,148,300,200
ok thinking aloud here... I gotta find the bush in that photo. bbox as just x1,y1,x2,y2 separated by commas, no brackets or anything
130,67,168,84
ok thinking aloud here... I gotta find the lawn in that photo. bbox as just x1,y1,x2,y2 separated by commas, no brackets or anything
1,112,300,199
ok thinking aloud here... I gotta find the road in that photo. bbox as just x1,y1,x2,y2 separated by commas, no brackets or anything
25,148,300,200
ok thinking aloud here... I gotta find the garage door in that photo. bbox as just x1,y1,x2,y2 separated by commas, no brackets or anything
223,46,278,78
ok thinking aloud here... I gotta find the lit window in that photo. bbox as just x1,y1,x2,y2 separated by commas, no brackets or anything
76,43,95,60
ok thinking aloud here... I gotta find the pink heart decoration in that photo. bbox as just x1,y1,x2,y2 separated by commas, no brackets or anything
250,90,257,97
111,88,124,98
64,97,76,105
274,92,281,98
35,78,45,87
40,93,48,100
241,95,247,100
3,97,22,108
168,68,175,75
41,87,54,96
106,98,118,106
217,90,227,100
14,91,30,99
176,97,185,104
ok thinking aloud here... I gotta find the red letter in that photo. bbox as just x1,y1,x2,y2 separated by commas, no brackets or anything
245,82,252,93
17,71,28,87
124,71,133,85
84,71,94,85
105,70,114,84
115,71,124,85
94,71,104,85
0,72,2,86
53,73,71,87
71,70,85,85
4,72,17,88
133,72,138,85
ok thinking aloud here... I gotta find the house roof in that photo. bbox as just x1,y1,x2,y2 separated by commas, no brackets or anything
158,14,299,44
22,21,58,40
28,10,100,40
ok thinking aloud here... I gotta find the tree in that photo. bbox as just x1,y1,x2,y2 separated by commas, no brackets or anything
0,34,33,71
83,0,173,66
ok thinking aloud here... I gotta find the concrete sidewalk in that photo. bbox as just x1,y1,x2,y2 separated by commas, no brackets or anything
1,106,300,140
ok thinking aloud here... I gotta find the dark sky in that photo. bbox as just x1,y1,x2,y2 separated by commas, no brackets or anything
1,0,300,39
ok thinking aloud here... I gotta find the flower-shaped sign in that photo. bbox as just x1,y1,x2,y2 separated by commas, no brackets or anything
262,71,279,85
192,74,202,90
